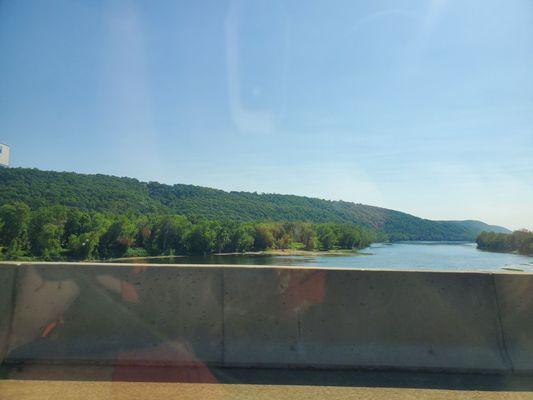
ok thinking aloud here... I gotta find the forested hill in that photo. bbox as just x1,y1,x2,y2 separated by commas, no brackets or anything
0,168,509,241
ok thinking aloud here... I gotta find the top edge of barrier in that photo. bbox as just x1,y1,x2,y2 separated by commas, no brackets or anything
0,261,531,275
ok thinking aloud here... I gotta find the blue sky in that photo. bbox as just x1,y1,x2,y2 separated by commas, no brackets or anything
0,0,532,230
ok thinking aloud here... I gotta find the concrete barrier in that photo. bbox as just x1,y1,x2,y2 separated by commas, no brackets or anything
3,264,223,366
0,264,16,363
494,274,533,373
0,262,532,374
223,268,509,371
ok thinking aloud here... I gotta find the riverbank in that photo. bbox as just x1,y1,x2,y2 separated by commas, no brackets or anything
110,248,365,262
257,248,371,256
476,230,533,256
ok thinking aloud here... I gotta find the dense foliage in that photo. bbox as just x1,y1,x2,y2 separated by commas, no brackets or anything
476,230,533,255
0,203,376,261
0,168,509,247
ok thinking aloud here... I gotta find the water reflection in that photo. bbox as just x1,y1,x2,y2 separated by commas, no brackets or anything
113,242,533,272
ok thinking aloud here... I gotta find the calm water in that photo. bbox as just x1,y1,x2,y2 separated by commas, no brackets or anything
122,242,533,272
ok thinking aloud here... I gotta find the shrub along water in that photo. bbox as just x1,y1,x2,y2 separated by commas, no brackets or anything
0,202,377,261
476,230,533,256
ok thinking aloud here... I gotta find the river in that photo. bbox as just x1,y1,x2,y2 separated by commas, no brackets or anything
121,242,533,272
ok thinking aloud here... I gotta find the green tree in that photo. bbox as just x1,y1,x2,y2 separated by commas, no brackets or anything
338,225,361,249
185,222,216,255
316,224,337,250
476,230,533,255
98,218,135,259
134,216,152,249
150,215,190,255
35,223,63,260
253,224,274,251
0,202,30,257
28,206,68,259
66,232,100,260
213,222,231,253
301,223,318,250
63,209,93,239
229,225,254,253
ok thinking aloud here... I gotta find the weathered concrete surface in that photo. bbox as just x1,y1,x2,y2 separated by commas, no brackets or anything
223,269,508,371
0,265,16,363
494,274,533,373
1,263,532,374
3,264,223,366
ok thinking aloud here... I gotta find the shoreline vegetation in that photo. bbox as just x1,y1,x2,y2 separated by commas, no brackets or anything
476,230,533,256
0,167,520,262
0,203,377,262
1,168,510,242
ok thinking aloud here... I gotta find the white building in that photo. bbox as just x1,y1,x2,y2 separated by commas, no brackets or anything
0,143,10,167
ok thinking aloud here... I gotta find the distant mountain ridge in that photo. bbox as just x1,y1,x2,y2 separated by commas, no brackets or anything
0,168,510,241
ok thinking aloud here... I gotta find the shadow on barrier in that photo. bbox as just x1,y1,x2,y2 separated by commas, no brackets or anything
1,263,533,392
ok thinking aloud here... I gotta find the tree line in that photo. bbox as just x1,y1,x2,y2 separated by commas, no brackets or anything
0,168,508,242
476,230,533,256
0,202,377,261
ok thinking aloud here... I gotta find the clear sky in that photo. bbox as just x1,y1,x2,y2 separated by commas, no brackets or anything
0,0,532,230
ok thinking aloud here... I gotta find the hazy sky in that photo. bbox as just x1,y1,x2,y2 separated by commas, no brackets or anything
1,0,532,230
